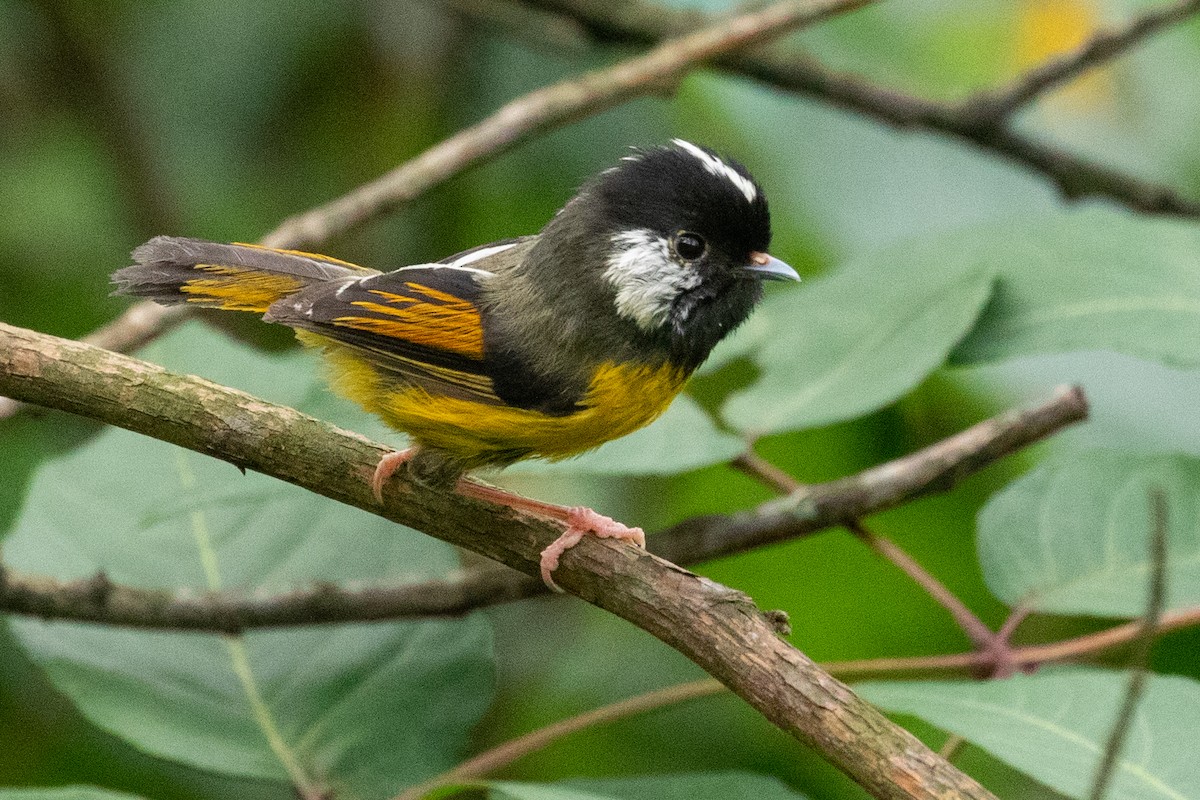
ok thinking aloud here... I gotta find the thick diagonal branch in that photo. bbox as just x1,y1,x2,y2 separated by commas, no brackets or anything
0,386,1086,629
0,321,994,800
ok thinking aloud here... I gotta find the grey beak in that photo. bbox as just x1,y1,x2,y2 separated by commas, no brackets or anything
747,252,800,282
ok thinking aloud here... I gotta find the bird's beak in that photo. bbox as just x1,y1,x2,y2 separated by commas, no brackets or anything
746,252,800,282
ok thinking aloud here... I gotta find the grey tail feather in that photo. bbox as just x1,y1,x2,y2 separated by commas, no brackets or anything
111,235,378,307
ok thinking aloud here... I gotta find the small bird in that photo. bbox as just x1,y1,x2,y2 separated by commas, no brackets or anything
112,140,798,589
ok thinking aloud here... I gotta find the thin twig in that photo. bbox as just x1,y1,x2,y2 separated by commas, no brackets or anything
823,603,1199,677
529,0,1200,216
939,734,965,762
1010,605,1197,667
845,520,1003,663
394,680,725,800
730,449,803,494
735,447,1013,673
961,0,1200,124
261,0,874,251
734,442,1013,673
0,386,1087,630
1087,488,1168,800
651,385,1089,565
0,0,874,425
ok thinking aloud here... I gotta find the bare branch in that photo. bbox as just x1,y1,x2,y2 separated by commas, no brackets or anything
263,0,874,250
33,0,184,237
0,561,531,634
395,680,725,800
1087,488,1168,800
846,519,1003,663
0,320,995,800
0,386,1086,629
651,385,1088,565
962,0,1200,124
0,0,873,424
528,0,1200,216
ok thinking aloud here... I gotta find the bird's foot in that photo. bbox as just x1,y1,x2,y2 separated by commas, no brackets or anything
453,480,645,591
371,447,418,503
539,507,645,592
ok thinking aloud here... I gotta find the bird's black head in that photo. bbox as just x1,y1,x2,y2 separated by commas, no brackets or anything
547,140,796,370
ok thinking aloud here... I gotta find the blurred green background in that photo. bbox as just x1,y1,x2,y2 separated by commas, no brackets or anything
3,0,1200,798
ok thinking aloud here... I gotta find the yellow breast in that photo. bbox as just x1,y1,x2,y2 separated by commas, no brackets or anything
384,361,687,465
304,331,687,468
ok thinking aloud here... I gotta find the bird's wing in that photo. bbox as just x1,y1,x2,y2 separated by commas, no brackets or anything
265,238,537,406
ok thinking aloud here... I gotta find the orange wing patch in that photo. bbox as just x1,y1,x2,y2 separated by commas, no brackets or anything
181,264,307,312
333,282,485,359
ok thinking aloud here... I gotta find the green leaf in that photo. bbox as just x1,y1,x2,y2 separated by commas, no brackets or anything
489,773,808,800
564,771,811,799
944,209,1200,368
505,394,743,476
722,208,1200,438
489,784,615,800
721,266,993,436
6,324,494,798
977,450,1200,616
859,669,1200,800
0,790,146,800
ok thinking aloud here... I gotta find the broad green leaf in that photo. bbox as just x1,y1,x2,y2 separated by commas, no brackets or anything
7,324,494,799
977,450,1200,616
945,210,1200,368
0,790,145,800
505,394,743,476
490,772,808,800
722,266,993,436
565,771,811,799
723,208,1200,438
859,669,1200,800
489,785,614,800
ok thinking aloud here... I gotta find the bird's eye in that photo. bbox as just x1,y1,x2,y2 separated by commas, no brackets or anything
673,232,707,261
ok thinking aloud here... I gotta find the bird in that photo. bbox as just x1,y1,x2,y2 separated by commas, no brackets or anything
111,140,798,590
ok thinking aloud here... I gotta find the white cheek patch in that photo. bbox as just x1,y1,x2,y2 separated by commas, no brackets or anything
671,138,758,204
604,229,701,331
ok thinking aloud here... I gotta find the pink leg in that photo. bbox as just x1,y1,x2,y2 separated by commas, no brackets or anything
455,480,645,591
371,447,418,503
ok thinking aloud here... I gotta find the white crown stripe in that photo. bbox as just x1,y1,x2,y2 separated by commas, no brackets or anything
671,139,757,204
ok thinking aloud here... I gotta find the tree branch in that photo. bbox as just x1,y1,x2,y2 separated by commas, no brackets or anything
526,0,1200,216
845,519,1004,662
1087,488,1168,800
961,0,1200,124
0,386,1087,630
263,0,874,250
0,0,873,424
737,435,1017,668
0,320,995,800
394,680,726,800
650,385,1088,565
405,591,1200,800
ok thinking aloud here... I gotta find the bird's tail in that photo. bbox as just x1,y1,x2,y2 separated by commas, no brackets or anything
112,236,377,313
